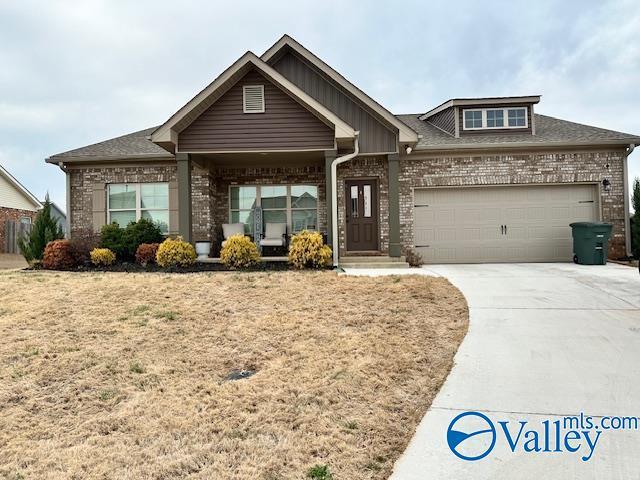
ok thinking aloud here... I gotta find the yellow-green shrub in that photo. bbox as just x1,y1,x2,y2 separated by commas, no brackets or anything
156,236,197,268
288,230,332,269
90,247,116,266
220,234,260,269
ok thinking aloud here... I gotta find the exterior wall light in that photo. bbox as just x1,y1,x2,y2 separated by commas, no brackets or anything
602,178,611,192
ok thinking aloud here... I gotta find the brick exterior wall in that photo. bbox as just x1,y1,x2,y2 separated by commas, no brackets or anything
399,149,627,258
211,164,326,249
68,165,178,235
336,156,389,255
0,207,38,253
65,148,628,260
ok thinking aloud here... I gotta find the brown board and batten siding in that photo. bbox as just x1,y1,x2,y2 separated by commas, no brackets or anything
426,107,455,135
459,103,534,135
270,49,398,154
178,69,335,152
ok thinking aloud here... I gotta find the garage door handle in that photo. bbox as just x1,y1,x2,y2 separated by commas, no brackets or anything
505,225,508,235
500,225,504,234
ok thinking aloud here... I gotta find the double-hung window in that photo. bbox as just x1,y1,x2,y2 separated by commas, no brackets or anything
229,185,318,235
463,107,528,130
108,183,169,233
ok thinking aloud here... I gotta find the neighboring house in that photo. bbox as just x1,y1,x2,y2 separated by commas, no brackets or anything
46,35,640,264
47,201,67,237
0,164,41,253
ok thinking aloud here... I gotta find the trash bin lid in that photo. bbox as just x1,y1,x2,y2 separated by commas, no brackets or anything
569,222,612,228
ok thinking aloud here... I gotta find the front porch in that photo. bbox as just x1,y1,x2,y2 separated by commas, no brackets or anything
174,150,403,263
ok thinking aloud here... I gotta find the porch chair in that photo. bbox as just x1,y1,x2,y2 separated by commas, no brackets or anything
259,222,288,254
221,223,246,248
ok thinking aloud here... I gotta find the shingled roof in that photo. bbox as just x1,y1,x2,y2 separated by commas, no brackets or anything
47,113,639,164
46,127,172,163
396,113,640,150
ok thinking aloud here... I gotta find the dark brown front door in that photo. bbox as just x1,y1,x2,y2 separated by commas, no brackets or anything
345,179,379,251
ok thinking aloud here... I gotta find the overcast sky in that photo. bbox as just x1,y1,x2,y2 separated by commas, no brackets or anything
1,0,639,210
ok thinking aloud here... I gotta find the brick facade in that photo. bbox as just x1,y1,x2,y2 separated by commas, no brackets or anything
0,207,38,253
399,149,627,258
66,148,628,260
68,164,178,235
336,156,389,255
211,164,326,248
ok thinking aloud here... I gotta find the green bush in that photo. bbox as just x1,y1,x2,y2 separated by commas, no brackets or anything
18,195,64,263
100,222,127,259
42,240,75,270
632,178,640,259
156,236,197,268
220,234,260,269
288,230,332,269
100,218,164,261
122,218,164,258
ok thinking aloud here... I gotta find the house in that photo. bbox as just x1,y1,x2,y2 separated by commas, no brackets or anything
46,35,640,264
0,164,41,253
47,201,67,237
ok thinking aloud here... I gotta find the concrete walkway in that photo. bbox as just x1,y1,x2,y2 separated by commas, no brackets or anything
0,253,27,270
347,263,640,479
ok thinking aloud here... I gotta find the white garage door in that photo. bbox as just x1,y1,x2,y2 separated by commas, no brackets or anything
414,184,599,263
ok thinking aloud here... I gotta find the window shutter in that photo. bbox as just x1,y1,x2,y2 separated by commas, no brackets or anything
168,180,179,234
91,183,106,232
243,85,265,113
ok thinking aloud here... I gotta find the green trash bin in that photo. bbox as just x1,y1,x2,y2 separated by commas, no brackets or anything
569,222,613,265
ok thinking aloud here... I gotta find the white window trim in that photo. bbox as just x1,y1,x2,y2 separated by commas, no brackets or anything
463,107,528,130
229,184,319,234
242,84,265,114
107,183,169,232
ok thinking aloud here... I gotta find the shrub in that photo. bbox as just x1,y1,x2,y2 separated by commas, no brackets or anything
18,195,64,263
220,234,260,269
100,222,127,259
135,243,160,266
288,230,332,269
156,236,197,268
122,218,164,258
632,177,640,259
90,248,116,266
403,247,424,267
42,240,75,270
69,228,101,265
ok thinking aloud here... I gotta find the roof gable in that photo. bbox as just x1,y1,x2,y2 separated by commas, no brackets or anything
262,35,418,145
0,164,41,210
179,69,335,152
151,52,356,152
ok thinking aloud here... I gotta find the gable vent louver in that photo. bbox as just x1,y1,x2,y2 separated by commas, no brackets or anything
243,85,265,113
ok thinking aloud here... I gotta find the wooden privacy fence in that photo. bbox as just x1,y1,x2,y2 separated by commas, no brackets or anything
4,220,31,254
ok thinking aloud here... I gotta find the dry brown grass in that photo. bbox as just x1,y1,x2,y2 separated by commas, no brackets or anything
0,270,468,480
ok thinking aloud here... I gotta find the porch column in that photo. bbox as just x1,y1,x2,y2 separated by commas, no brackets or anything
176,152,193,243
324,149,337,248
388,153,401,257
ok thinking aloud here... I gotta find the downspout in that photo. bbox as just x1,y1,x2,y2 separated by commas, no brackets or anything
623,144,635,257
58,161,71,239
331,131,360,266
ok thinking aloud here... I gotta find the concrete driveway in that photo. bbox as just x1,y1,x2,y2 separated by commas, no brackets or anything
390,263,640,480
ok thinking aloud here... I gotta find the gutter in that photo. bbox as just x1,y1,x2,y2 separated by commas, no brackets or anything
411,138,640,152
331,132,360,266
57,162,72,238
624,144,635,257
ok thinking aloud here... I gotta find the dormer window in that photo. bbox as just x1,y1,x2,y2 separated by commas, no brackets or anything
243,85,265,113
463,107,528,130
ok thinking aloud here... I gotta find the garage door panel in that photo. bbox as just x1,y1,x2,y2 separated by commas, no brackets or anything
413,184,599,263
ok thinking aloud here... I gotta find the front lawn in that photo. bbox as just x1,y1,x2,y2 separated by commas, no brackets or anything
0,270,468,479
